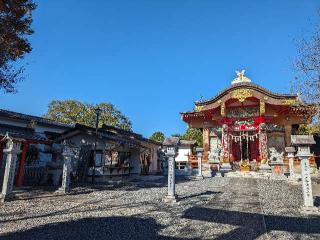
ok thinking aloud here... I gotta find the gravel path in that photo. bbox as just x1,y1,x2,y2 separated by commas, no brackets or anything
0,177,319,240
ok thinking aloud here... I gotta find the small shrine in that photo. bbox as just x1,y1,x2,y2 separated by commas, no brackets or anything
181,70,317,171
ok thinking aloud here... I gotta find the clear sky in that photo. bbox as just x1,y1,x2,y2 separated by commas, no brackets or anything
1,0,319,137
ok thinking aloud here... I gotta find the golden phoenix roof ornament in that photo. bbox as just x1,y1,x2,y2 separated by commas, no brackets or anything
231,70,252,85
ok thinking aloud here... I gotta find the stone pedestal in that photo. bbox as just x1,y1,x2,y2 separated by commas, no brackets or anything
163,148,177,203
258,163,271,173
269,161,286,180
1,138,21,203
56,145,73,194
220,162,232,176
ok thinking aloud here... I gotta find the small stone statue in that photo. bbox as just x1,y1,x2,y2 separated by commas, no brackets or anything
208,147,221,164
269,147,284,163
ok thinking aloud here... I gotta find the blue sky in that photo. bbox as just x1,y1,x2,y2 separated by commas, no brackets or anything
1,0,319,137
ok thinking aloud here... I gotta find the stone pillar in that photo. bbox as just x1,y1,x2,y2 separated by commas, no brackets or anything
300,156,314,209
57,145,73,194
292,135,319,214
284,125,292,147
196,147,204,179
1,138,21,202
163,148,177,203
285,147,296,181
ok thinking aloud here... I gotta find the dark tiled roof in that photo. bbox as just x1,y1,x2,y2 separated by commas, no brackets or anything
55,123,160,147
195,82,297,106
163,137,180,146
180,140,197,146
0,109,74,128
0,123,48,142
291,135,316,145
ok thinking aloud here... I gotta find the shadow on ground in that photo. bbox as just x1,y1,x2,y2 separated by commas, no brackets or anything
183,206,320,239
0,216,191,240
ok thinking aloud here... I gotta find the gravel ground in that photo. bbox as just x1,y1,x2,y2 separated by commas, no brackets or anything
0,176,319,240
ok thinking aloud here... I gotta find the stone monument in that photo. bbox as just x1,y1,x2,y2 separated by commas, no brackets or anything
1,136,21,202
291,135,318,214
196,147,204,179
163,147,177,203
57,144,73,194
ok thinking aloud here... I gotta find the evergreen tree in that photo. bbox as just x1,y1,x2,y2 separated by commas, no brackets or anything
150,131,165,143
45,100,132,131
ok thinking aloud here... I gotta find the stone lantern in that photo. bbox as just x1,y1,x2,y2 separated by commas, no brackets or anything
57,143,73,194
1,136,21,202
195,147,204,179
285,146,296,181
291,135,318,213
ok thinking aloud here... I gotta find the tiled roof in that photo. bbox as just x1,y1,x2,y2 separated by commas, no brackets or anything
55,123,160,147
180,140,197,146
0,109,74,128
163,138,197,146
195,82,297,106
163,137,180,146
291,135,316,145
0,123,48,142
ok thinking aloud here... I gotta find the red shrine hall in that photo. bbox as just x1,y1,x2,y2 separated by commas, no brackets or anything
180,71,317,168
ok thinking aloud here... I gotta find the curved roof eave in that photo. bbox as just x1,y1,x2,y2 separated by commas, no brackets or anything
195,82,297,106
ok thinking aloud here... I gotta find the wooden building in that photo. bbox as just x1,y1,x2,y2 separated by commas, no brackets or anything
181,71,317,169
0,109,161,188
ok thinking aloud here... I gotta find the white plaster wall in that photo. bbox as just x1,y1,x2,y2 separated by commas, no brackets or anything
176,146,191,162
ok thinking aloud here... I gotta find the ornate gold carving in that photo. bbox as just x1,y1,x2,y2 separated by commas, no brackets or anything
195,105,204,112
260,101,265,115
281,99,296,105
263,96,269,101
231,89,252,102
221,102,225,116
231,70,251,85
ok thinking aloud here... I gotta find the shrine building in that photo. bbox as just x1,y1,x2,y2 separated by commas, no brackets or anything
181,70,317,167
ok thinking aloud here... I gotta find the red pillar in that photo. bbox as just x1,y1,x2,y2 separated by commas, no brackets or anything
16,141,28,187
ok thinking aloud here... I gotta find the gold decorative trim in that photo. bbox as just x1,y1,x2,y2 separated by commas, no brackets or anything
231,89,252,102
195,105,204,112
221,102,225,116
260,101,265,115
281,99,296,105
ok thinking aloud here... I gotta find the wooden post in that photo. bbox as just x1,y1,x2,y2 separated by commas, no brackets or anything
202,128,210,155
16,142,28,187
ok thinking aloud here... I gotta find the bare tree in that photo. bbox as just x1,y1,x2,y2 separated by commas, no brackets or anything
293,24,320,104
292,18,320,135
